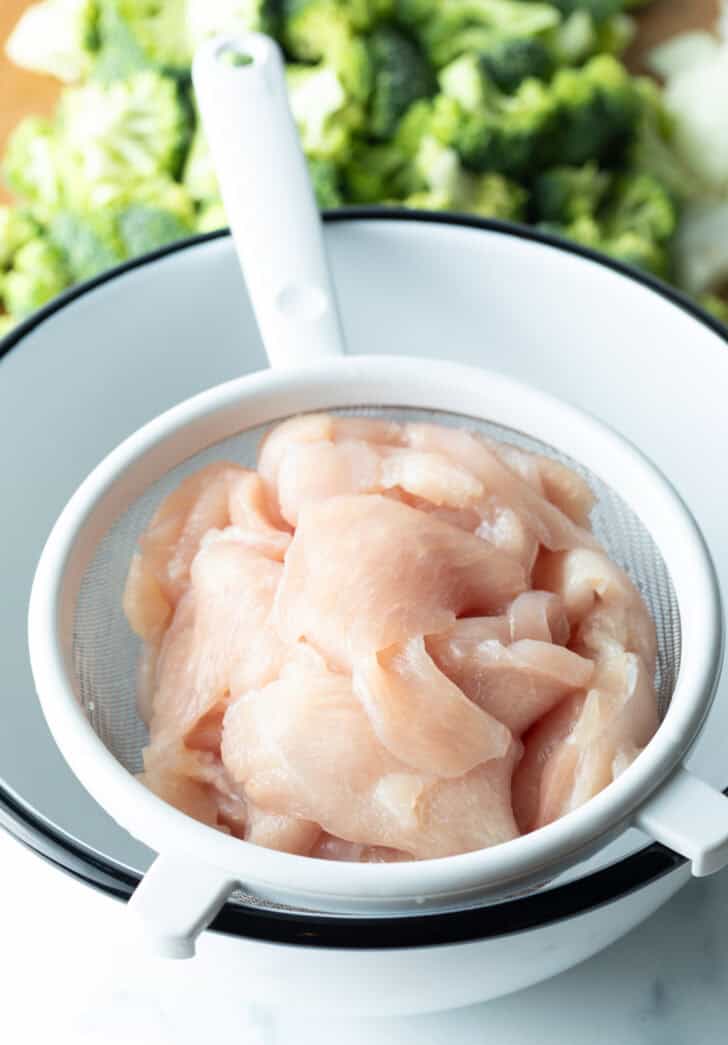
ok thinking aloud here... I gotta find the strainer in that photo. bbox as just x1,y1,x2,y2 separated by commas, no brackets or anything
27,34,727,960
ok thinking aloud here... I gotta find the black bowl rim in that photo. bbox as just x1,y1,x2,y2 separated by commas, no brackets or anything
2,207,725,950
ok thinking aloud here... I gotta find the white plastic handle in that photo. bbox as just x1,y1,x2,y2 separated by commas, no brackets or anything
128,853,237,958
636,766,728,877
192,34,346,370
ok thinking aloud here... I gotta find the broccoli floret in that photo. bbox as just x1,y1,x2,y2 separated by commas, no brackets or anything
2,239,70,319
3,118,65,220
197,201,227,233
408,133,526,218
58,70,192,208
282,0,372,100
0,208,39,268
548,0,621,22
344,142,406,201
186,0,280,50
439,53,490,112
420,0,561,70
532,163,611,223
117,203,193,257
183,124,218,204
49,211,124,280
94,0,191,81
368,26,435,140
307,157,344,207
455,77,556,177
286,64,362,161
5,0,98,83
0,314,16,338
479,36,553,92
601,171,676,244
548,54,641,167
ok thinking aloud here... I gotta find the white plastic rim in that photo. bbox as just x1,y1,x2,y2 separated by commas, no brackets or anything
28,355,724,916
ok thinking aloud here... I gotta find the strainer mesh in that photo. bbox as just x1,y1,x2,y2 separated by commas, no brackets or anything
72,406,681,902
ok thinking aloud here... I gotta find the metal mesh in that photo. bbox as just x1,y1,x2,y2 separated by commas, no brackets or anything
72,406,681,908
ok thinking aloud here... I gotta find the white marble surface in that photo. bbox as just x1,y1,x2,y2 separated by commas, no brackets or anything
1,826,726,1045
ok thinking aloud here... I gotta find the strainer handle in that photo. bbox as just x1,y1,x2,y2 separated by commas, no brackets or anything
192,33,346,372
128,853,237,958
636,766,728,877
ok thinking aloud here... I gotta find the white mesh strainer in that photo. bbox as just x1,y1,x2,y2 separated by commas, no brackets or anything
28,35,726,958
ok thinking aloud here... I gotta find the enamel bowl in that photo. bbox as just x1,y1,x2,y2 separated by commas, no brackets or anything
2,211,727,1013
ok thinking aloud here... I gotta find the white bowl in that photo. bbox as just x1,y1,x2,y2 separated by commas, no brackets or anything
3,211,728,1012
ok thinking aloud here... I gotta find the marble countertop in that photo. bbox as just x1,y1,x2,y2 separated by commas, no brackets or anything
2,827,725,1045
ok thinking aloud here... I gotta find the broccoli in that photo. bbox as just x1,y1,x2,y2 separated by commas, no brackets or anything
2,238,70,319
344,142,406,201
117,202,194,256
307,157,344,207
439,53,490,112
454,77,556,177
5,0,98,83
196,201,227,233
3,118,65,220
368,26,435,140
539,168,676,278
0,208,39,268
548,0,622,23
57,70,192,208
93,0,191,81
183,124,219,204
548,55,642,167
186,0,280,51
601,171,676,244
532,163,611,223
282,0,372,100
49,211,124,280
286,64,362,161
479,36,553,92
419,0,561,70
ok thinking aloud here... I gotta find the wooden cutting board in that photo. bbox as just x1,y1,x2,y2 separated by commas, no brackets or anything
0,0,720,205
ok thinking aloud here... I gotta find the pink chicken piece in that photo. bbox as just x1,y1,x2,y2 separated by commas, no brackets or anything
149,535,285,750
142,741,320,853
311,834,410,863
534,548,657,674
508,591,570,645
352,636,511,777
402,424,598,554
276,439,484,526
221,658,521,859
513,651,659,832
489,442,596,527
227,471,292,561
427,626,593,737
274,494,528,669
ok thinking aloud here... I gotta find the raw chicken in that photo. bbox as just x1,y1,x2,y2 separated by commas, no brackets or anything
275,494,527,669
534,548,657,673
125,413,660,864
352,636,512,777
428,631,593,736
221,654,521,859
513,651,658,831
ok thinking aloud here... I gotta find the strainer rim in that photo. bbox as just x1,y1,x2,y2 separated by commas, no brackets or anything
28,354,723,913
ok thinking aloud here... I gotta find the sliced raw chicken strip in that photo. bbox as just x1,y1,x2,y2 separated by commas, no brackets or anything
144,462,245,604
244,808,321,855
475,502,540,575
227,470,292,560
149,537,284,747
221,661,521,859
508,591,570,645
428,632,593,736
489,442,595,527
513,651,658,831
534,548,657,673
276,439,483,526
275,494,527,668
403,423,598,553
352,636,511,777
